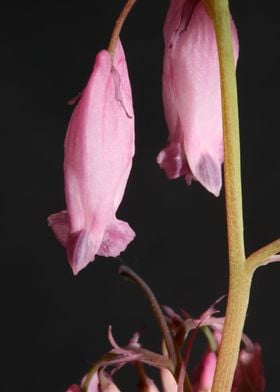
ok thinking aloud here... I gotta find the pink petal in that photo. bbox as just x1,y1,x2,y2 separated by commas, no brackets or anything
98,218,136,257
47,210,69,247
82,372,99,392
160,368,178,392
66,229,94,275
192,351,217,392
157,141,191,179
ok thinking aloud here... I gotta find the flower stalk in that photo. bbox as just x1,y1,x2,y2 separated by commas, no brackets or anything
108,0,136,56
247,239,280,272
203,0,280,390
202,0,250,390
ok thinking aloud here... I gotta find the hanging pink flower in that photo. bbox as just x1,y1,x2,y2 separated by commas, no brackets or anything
157,0,239,196
232,342,266,392
192,351,217,392
192,331,265,392
48,40,135,275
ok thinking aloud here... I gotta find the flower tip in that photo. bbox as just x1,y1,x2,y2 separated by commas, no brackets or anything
67,230,95,275
193,154,222,197
65,385,81,392
160,368,177,392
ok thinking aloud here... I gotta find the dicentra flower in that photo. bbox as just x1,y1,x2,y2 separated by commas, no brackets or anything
157,0,239,196
48,40,135,275
192,328,265,392
232,341,266,392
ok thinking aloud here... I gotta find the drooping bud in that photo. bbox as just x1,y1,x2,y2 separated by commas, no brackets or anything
48,40,135,274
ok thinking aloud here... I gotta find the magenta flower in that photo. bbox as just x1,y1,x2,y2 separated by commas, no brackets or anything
232,342,266,392
192,331,265,392
66,371,121,392
192,351,217,392
157,0,239,196
48,40,135,275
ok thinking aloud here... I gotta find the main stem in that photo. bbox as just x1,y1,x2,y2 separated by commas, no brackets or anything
203,0,252,391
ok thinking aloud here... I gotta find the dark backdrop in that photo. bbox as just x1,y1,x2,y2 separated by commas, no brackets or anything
2,1,280,391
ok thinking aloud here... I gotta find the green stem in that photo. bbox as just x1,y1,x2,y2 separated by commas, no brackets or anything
201,326,218,352
205,0,245,263
202,2,280,389
247,239,280,272
203,0,250,390
212,272,253,391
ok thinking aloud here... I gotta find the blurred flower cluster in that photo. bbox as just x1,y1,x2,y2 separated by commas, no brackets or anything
65,295,265,391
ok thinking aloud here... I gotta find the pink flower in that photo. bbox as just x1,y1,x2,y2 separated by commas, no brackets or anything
192,335,265,392
157,0,239,196
232,343,266,392
48,40,135,275
66,371,121,392
192,351,217,392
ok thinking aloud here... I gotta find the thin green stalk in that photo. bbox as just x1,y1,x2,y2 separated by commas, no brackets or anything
247,239,280,272
204,0,245,264
201,326,218,352
203,0,250,390
202,3,280,389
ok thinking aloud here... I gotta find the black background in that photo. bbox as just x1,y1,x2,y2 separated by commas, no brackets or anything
2,0,280,391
